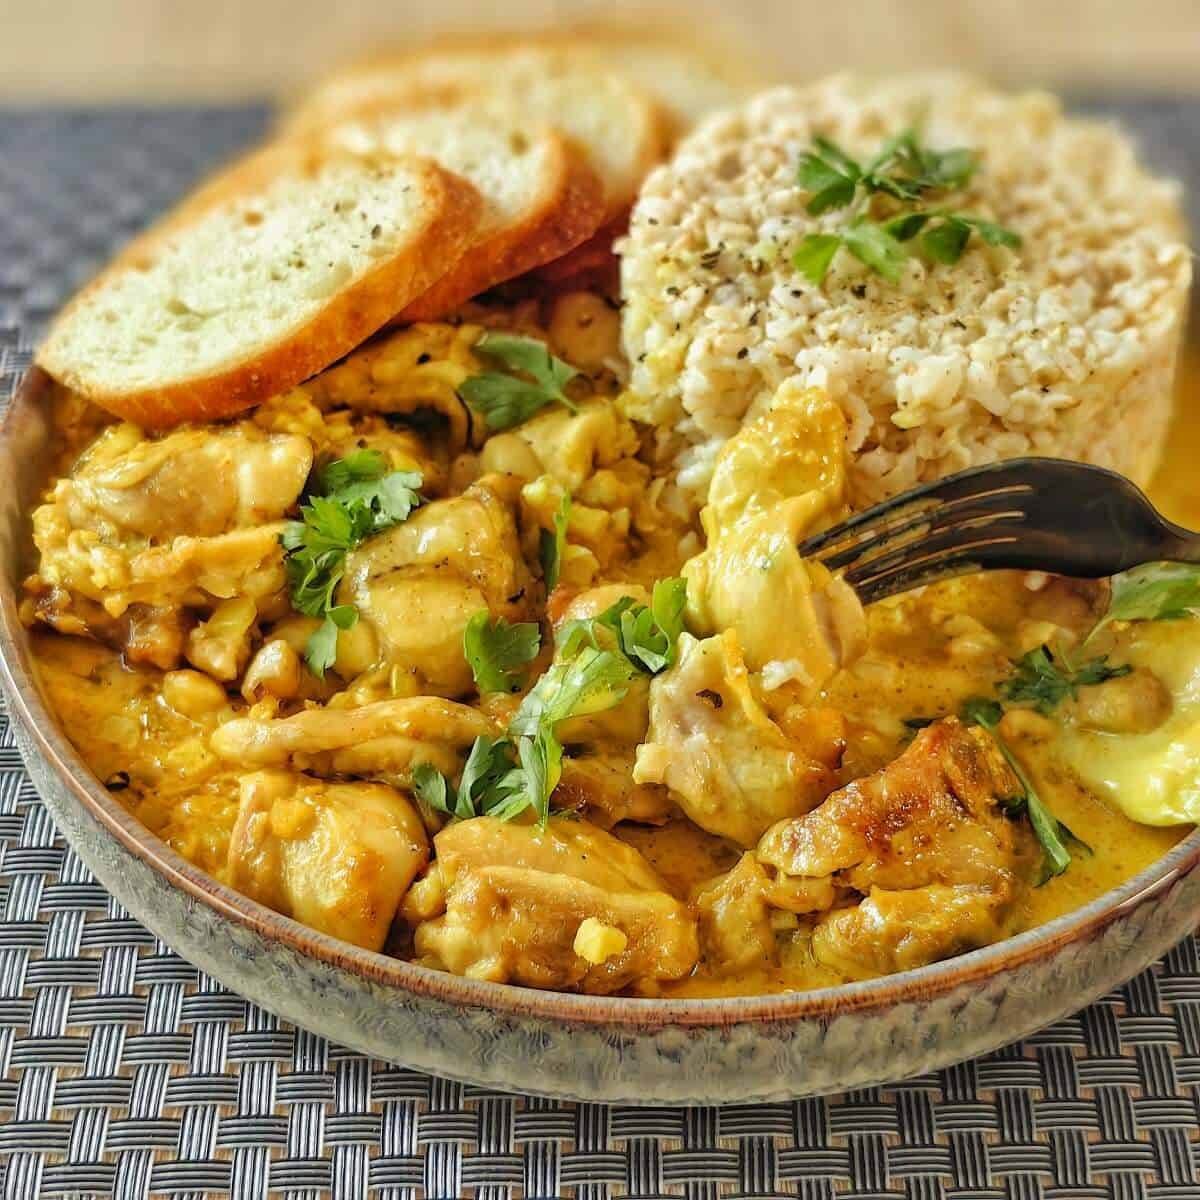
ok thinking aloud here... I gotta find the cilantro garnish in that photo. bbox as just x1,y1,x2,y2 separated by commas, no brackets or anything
280,449,422,677
539,491,571,591
463,611,541,695
557,578,688,674
1000,645,1131,715
416,578,688,829
791,128,1020,286
1087,562,1200,642
960,696,1085,882
458,331,580,431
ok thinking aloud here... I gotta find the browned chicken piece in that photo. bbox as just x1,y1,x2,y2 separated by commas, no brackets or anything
634,630,838,846
555,753,675,828
336,482,536,696
228,770,429,952
755,718,1029,978
403,816,699,993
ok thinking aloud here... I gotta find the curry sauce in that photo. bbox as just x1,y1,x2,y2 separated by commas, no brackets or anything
23,309,1200,999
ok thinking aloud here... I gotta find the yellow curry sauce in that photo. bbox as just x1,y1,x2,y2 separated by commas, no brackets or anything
24,310,1199,999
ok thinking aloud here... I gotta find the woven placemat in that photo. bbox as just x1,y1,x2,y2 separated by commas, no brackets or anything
1,103,1199,1200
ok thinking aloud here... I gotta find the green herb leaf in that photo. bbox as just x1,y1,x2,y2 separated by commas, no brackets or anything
281,454,423,676
514,727,563,827
463,611,541,695
922,216,971,264
797,144,860,215
539,492,571,591
458,373,556,432
958,214,1022,249
884,211,933,241
1091,562,1200,639
792,233,843,285
411,760,453,816
1000,645,1130,714
792,129,1017,288
960,696,1004,730
842,220,907,283
459,332,580,431
510,645,637,738
316,448,388,493
960,696,1077,880
458,735,520,820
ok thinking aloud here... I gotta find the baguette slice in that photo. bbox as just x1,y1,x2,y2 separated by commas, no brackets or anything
37,144,481,428
323,97,604,320
545,24,772,140
286,45,669,225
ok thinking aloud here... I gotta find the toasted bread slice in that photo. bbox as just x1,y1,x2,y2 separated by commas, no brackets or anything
531,217,625,289
285,45,669,225
322,97,604,320
37,145,481,428
545,24,772,139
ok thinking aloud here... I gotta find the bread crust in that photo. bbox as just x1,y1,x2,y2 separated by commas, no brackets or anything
400,131,605,321
36,146,482,429
283,44,670,225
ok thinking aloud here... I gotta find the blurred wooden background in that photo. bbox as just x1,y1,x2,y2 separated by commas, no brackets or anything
1,0,1199,101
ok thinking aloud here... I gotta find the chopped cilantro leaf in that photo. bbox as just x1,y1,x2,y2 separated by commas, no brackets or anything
1000,645,1130,714
463,611,541,695
459,331,580,431
539,492,571,591
280,453,422,676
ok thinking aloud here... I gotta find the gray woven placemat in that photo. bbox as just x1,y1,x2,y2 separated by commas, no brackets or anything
1,103,1199,1200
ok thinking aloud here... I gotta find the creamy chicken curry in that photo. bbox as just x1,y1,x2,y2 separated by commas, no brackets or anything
21,293,1200,998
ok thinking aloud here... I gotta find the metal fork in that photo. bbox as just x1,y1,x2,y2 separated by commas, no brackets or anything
799,458,1200,605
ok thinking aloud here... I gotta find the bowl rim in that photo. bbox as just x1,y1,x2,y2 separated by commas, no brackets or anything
4,362,1200,1030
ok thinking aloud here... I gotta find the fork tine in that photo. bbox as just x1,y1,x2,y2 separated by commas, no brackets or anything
813,488,1031,572
842,508,1029,584
850,533,1027,604
798,459,1040,566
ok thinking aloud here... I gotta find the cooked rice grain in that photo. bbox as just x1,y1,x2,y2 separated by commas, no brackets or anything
619,73,1192,510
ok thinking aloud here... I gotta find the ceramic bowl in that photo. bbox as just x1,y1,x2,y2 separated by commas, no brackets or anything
3,364,1199,1105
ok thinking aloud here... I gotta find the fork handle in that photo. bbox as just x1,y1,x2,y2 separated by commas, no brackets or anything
1154,528,1200,565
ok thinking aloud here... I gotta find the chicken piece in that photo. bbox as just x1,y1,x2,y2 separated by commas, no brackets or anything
58,422,311,542
25,422,311,662
251,388,444,494
336,483,535,695
210,696,495,787
634,631,837,846
684,382,865,700
304,322,486,452
756,719,1028,978
404,816,698,993
228,770,428,952
555,753,674,828
693,853,779,976
515,399,640,492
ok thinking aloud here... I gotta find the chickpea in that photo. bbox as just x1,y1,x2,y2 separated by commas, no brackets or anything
241,639,302,703
185,597,256,681
479,433,542,481
1069,668,1172,734
268,615,322,657
999,707,1058,743
548,291,620,371
162,669,228,719
333,616,379,680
